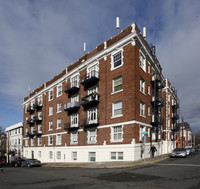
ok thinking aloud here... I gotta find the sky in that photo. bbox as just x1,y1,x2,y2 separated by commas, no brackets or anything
0,0,200,133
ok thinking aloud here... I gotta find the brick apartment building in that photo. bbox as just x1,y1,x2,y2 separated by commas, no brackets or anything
22,22,179,163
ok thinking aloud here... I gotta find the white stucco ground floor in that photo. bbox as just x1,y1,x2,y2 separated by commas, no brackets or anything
23,140,176,163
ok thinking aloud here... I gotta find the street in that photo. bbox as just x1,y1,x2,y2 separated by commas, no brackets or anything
0,153,200,189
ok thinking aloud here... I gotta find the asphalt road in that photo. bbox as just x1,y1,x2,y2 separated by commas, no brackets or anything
0,153,200,189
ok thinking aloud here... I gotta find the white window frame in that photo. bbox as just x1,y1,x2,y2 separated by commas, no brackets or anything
72,152,77,161
31,138,34,146
70,132,78,144
57,118,62,129
49,89,54,101
57,102,62,113
140,77,145,94
148,106,151,116
38,124,42,134
148,85,151,95
139,50,146,72
113,76,122,93
140,101,145,117
56,134,62,145
56,151,61,159
139,125,146,141
111,50,124,71
71,114,78,128
38,95,43,106
71,75,79,88
57,84,62,97
111,126,123,142
71,95,79,102
48,135,53,145
111,152,123,160
49,106,53,116
87,130,97,144
25,139,28,146
89,152,96,162
38,137,42,146
49,151,53,159
49,121,53,131
87,108,98,124
112,101,122,118
87,63,99,78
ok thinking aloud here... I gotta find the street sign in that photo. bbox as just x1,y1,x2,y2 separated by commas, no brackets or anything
142,131,148,135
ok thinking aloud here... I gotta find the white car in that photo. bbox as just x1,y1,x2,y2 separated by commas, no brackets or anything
170,148,187,158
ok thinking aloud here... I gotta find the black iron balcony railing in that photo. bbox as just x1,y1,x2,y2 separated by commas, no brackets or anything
151,74,164,89
172,114,179,123
64,101,80,115
64,83,80,98
34,130,43,136
33,103,43,110
26,119,35,125
151,96,164,107
80,119,99,130
27,131,35,138
33,116,43,124
81,71,99,90
27,106,35,113
81,92,100,111
151,115,164,127
172,103,179,110
64,123,79,132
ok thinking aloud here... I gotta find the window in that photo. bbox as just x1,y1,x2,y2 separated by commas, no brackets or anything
140,101,145,117
38,111,42,120
140,77,145,94
49,151,53,159
88,130,97,144
49,89,54,101
70,132,78,144
57,84,62,97
71,75,79,88
89,152,96,162
139,126,146,141
49,121,53,130
113,76,122,93
48,135,53,145
56,134,62,145
31,100,35,109
18,128,20,134
88,87,98,101
139,51,146,72
88,64,99,78
56,151,61,159
148,85,151,95
25,139,28,146
38,96,43,106
25,128,28,136
148,106,151,116
25,104,28,113
38,151,41,158
15,129,17,134
88,108,98,124
31,138,34,146
148,63,151,74
111,126,123,142
38,137,42,146
111,152,123,160
38,124,42,134
49,106,53,116
112,101,122,117
71,95,79,102
57,118,62,129
72,152,77,161
113,51,122,69
71,114,78,127
57,102,62,113
18,139,20,145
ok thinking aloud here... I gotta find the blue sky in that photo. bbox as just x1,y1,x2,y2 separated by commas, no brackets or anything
0,0,200,133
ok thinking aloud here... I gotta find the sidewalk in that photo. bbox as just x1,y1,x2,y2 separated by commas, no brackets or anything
43,154,169,169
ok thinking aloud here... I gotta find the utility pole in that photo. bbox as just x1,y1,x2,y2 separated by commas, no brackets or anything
182,114,184,148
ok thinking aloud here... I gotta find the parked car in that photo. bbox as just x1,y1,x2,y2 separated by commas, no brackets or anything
11,158,25,167
185,148,191,156
21,159,41,167
170,148,187,158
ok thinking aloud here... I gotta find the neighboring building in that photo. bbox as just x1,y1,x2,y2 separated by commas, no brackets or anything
5,122,23,162
0,133,6,158
22,22,179,163
162,79,179,153
177,122,192,148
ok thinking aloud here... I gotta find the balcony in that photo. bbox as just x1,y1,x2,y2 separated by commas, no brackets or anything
27,106,35,114
33,103,43,110
34,130,43,136
26,119,35,126
151,96,164,107
81,119,99,130
172,103,179,110
151,74,164,89
81,71,99,90
151,115,164,127
64,101,80,115
33,116,43,124
64,83,80,98
172,114,179,123
27,131,35,138
81,93,100,111
64,123,79,132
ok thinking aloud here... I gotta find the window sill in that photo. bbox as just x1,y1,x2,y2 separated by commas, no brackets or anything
111,89,123,95
140,115,146,118
140,91,146,95
111,115,123,119
110,139,123,143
